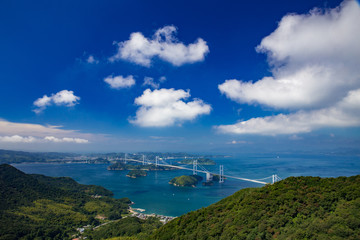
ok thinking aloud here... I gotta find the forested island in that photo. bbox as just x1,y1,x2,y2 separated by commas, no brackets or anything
169,175,203,187
126,170,148,178
178,158,216,165
107,162,174,171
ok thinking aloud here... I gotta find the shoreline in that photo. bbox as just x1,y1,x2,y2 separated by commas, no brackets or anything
129,206,177,224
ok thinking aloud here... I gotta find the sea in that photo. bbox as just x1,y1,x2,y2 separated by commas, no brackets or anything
12,154,360,217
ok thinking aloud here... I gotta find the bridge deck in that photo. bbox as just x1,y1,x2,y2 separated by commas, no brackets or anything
122,159,268,185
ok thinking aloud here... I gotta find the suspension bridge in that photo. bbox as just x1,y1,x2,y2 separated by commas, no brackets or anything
121,155,282,185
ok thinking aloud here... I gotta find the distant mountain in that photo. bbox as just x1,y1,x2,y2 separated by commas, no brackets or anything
0,164,130,240
0,149,79,164
153,175,360,240
0,149,225,164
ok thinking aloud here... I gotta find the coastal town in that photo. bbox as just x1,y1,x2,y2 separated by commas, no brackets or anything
129,207,176,224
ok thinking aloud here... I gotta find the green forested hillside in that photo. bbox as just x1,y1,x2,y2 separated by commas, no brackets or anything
153,175,360,240
0,149,79,164
83,216,162,240
0,164,131,240
32,174,114,197
2,163,360,240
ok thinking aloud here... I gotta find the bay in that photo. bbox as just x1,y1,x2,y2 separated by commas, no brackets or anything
12,154,360,217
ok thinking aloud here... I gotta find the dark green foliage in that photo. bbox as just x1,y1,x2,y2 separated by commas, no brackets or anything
127,170,147,178
83,217,162,240
0,164,130,240
0,164,59,210
179,158,216,165
169,175,202,187
153,175,360,240
32,174,114,197
108,163,173,171
191,174,203,182
212,174,220,181
86,157,111,164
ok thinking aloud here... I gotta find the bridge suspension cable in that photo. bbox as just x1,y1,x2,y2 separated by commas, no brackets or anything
253,176,273,181
193,160,198,175
120,158,280,185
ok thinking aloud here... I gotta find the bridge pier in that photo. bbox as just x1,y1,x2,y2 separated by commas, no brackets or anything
155,156,159,167
206,172,213,181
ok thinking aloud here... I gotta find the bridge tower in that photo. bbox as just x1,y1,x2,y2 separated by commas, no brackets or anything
219,165,224,183
272,174,281,184
124,153,127,164
193,160,198,175
142,155,145,165
155,156,159,167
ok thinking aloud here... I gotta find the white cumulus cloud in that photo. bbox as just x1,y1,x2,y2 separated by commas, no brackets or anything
217,0,360,135
0,135,89,144
143,77,159,89
0,119,93,142
130,88,211,127
86,55,99,64
33,90,80,113
104,75,136,89
227,140,248,144
44,136,89,143
216,88,360,135
143,76,166,89
219,0,360,109
0,135,37,143
109,25,209,67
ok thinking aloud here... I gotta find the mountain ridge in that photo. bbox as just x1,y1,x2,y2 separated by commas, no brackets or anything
152,175,360,240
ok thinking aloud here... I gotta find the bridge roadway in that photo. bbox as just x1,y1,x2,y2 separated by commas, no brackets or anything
123,158,268,185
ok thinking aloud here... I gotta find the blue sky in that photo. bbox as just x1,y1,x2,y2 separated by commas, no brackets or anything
0,0,359,153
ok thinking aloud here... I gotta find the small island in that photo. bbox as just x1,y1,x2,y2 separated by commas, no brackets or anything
107,162,175,171
126,170,147,178
169,175,203,187
178,158,216,165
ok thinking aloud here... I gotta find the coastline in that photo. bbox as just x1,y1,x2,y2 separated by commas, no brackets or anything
129,206,177,224
12,154,360,218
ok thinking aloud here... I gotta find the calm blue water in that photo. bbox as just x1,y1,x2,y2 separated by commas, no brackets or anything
12,154,360,217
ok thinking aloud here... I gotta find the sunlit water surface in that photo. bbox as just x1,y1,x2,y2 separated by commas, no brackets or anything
13,154,360,216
